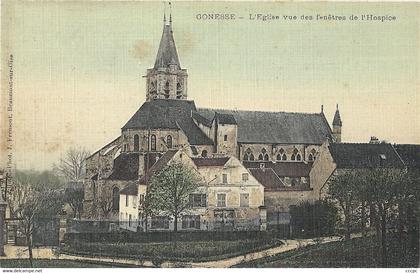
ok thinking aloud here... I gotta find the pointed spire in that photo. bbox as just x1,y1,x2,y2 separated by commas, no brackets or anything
333,104,342,126
169,2,172,25
154,2,180,69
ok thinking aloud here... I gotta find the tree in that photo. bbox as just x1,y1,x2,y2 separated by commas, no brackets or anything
145,163,199,232
64,187,84,219
14,183,63,267
327,171,360,240
289,200,338,238
99,193,114,219
53,147,90,183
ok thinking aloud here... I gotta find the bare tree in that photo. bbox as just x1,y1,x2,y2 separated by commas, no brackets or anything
145,163,199,232
14,183,63,267
99,194,114,218
64,187,84,219
54,147,90,183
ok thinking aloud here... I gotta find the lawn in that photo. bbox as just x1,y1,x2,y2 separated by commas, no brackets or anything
0,259,123,268
234,233,419,268
63,238,282,263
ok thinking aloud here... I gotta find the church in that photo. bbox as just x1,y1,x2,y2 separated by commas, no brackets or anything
82,14,343,228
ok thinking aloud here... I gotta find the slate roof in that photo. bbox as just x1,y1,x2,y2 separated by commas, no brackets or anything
215,112,237,125
394,144,420,168
154,24,180,69
192,157,230,167
122,99,213,145
107,153,139,181
243,162,312,178
120,182,138,196
196,108,332,144
139,150,178,185
248,168,285,190
328,143,405,169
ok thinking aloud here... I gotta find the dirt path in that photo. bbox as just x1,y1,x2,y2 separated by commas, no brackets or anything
1,235,344,268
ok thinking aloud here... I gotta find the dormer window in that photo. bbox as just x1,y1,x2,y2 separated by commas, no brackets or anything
379,154,386,160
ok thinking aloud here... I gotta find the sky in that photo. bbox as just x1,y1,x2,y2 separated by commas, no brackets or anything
1,1,419,170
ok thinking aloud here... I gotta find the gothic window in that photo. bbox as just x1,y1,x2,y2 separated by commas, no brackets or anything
166,135,172,149
201,150,208,158
243,148,255,161
133,134,140,152
258,148,269,161
112,187,120,212
149,81,156,93
291,148,301,161
277,148,286,161
150,134,156,151
308,148,316,161
177,82,182,91
290,179,297,187
164,81,170,98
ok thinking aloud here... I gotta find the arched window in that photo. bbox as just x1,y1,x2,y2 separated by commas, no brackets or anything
277,148,286,161
243,148,255,161
112,187,120,211
290,179,297,187
201,150,208,158
291,148,301,161
177,82,182,91
308,148,316,161
258,148,269,161
150,134,156,151
133,134,140,152
166,135,172,149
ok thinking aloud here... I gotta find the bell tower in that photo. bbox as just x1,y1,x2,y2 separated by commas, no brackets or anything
145,7,188,101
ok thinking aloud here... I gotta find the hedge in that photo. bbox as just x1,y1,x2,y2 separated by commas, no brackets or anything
64,230,284,244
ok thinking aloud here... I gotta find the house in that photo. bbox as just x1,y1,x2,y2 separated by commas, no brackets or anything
310,141,406,199
118,149,266,231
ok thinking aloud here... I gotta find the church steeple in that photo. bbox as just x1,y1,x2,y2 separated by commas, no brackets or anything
332,104,342,142
154,18,180,69
145,4,188,101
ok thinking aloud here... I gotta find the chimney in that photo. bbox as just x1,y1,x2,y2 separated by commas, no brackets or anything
369,136,380,144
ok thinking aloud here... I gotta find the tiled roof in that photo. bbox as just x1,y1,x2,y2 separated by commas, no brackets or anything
243,161,312,177
192,157,230,167
107,153,139,181
154,24,180,69
139,150,178,185
197,108,332,144
394,144,420,168
122,99,213,145
120,182,138,196
328,143,405,169
248,168,285,190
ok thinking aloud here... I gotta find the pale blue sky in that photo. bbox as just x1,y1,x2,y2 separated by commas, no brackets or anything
1,1,418,170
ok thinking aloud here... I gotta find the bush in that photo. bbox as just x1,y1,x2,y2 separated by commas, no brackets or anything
290,200,338,238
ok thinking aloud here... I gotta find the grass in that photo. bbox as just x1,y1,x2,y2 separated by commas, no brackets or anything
0,259,127,268
63,238,282,263
234,233,419,268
